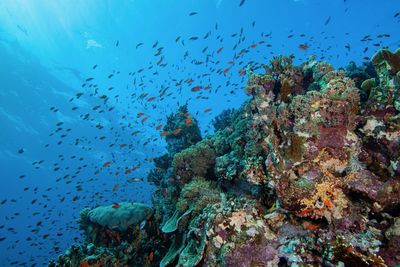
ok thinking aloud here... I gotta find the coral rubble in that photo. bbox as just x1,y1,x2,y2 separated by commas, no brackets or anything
50,49,400,266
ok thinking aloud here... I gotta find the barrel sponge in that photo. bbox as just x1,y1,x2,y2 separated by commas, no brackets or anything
87,202,152,231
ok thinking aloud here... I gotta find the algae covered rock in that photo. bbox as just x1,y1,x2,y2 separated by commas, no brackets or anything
87,202,152,231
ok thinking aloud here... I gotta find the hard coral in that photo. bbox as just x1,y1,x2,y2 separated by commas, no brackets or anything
176,177,220,214
211,108,237,132
172,139,216,184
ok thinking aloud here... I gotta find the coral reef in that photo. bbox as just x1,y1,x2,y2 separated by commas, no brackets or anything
50,49,400,266
211,108,237,132
49,203,159,266
163,104,202,155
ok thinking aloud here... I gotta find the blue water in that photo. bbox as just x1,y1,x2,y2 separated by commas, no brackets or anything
0,0,399,265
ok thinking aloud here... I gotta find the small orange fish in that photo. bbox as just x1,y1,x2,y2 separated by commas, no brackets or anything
304,222,319,231
112,203,120,209
147,96,156,102
204,108,212,113
112,184,119,191
191,86,202,92
156,124,163,130
149,252,154,262
250,43,257,48
299,44,309,50
132,165,140,170
141,117,148,123
223,68,230,74
137,112,144,117
103,161,112,167
217,47,223,54
183,113,190,117
185,117,192,125
173,128,182,135
120,144,127,148
239,69,245,76
160,131,168,136
125,169,132,174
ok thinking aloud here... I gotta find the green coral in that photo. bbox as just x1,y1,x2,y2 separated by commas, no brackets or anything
177,219,209,267
370,48,400,111
172,139,216,183
176,177,220,214
160,234,187,267
161,206,193,233
164,104,202,155
87,202,152,231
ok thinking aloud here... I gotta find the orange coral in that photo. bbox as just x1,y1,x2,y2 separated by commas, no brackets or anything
299,180,348,223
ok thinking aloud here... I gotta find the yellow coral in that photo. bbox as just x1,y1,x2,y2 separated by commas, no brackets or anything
299,180,348,223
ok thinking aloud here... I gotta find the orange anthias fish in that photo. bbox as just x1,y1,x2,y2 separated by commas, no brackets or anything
119,144,127,148
185,117,192,125
132,164,140,170
147,96,156,102
173,128,182,135
191,86,202,92
204,108,212,113
156,124,163,130
223,68,230,74
141,117,148,123
137,112,144,118
299,43,309,50
103,161,112,167
112,184,119,192
112,203,120,209
304,222,320,231
160,131,169,136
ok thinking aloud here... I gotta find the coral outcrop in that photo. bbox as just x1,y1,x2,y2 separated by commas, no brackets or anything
50,49,400,266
